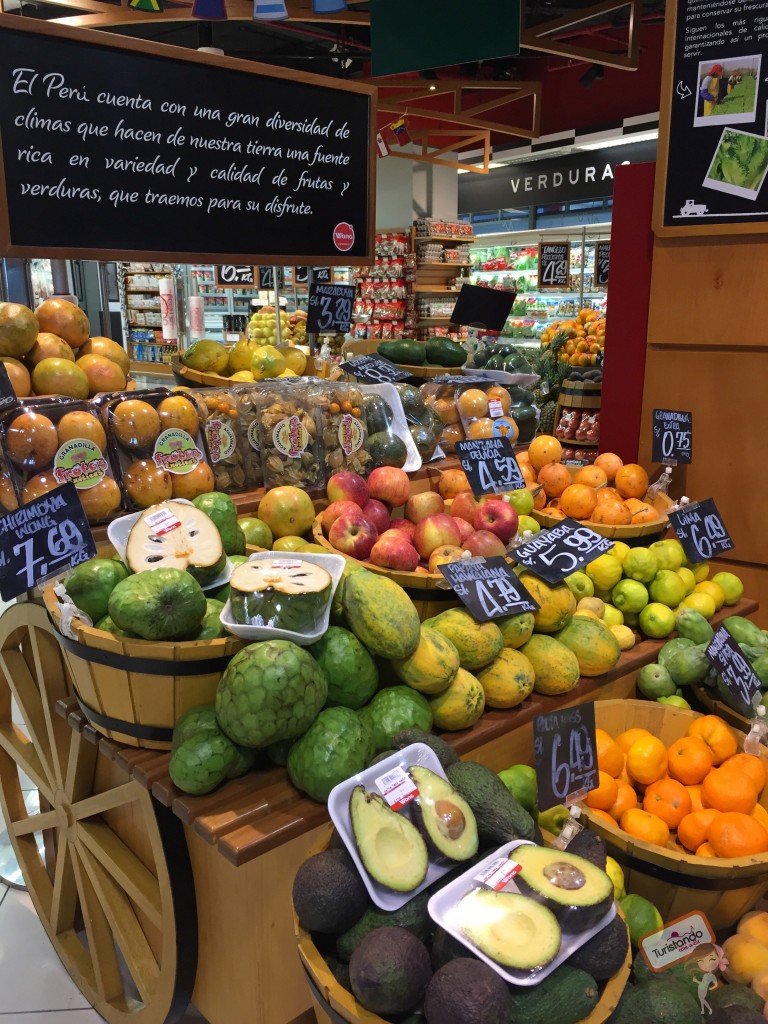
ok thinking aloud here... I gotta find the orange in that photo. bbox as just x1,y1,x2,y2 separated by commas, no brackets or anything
574,465,608,489
620,807,670,847
527,435,563,472
626,735,669,786
696,841,716,858
708,812,768,858
609,782,638,821
486,386,511,414
686,785,705,812
590,809,617,827
589,500,632,526
616,728,652,754
667,736,715,786
721,753,767,793
702,766,758,814
624,499,660,524
596,729,625,778
678,809,721,852
585,771,619,811
688,716,738,765
559,483,598,521
615,463,650,499
538,462,572,499
643,777,692,829
753,804,768,832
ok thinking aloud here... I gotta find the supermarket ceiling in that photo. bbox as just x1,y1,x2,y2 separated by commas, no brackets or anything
0,0,667,152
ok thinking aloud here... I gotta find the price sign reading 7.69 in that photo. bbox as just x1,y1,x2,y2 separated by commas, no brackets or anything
514,518,613,584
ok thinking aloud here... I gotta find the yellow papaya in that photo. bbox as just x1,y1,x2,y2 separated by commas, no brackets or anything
343,571,420,659
496,611,535,649
429,667,485,730
428,607,503,671
519,573,576,633
476,649,535,709
521,635,580,695
392,627,460,695
554,617,621,677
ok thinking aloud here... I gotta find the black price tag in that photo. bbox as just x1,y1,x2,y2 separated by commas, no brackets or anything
0,482,96,601
312,267,332,283
438,556,539,622
534,704,598,812
514,518,612,584
0,363,19,412
706,627,761,718
652,409,693,465
455,437,526,496
669,498,733,562
339,354,412,384
215,264,255,287
307,283,356,334
595,241,610,288
295,266,310,285
538,243,570,289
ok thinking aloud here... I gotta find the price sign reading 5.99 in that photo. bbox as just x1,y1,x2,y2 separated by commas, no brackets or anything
514,518,613,584
534,704,598,812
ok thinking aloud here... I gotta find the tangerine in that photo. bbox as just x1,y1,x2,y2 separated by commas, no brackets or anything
574,465,608,489
678,809,721,852
702,766,758,814
6,412,58,469
596,728,625,777
696,842,716,857
753,804,768,833
688,716,738,765
708,811,768,858
594,452,624,482
667,736,715,785
590,809,617,827
721,753,767,793
111,400,161,452
620,807,670,847
585,771,619,811
626,735,668,785
527,435,563,471
616,728,653,754
538,462,572,498
687,785,704,812
157,395,200,436
615,464,650,499
57,410,107,452
609,782,638,821
559,483,598,520
643,777,692,828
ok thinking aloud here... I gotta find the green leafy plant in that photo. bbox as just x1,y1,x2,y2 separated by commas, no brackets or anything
709,130,768,191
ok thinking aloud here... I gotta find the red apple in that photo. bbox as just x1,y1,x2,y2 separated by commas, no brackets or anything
369,533,420,571
328,513,378,559
428,544,463,573
413,513,462,559
320,500,362,533
451,491,480,523
452,517,475,544
388,518,416,541
463,529,507,558
361,499,391,534
405,491,444,524
326,471,368,508
473,499,519,544
367,466,410,508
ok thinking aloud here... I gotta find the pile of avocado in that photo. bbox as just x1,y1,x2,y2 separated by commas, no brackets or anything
473,344,533,375
377,338,467,369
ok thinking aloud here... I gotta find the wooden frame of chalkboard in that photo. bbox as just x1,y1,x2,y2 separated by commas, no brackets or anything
0,15,376,264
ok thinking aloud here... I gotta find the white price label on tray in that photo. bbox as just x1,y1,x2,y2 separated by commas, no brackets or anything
144,508,182,535
270,559,303,569
474,857,522,891
375,765,419,811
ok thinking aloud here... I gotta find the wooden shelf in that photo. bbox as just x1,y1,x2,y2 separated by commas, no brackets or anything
413,286,462,294
415,234,476,243
418,262,472,268
417,317,453,325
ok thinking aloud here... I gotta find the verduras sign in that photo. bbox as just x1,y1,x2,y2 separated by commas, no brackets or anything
458,139,657,213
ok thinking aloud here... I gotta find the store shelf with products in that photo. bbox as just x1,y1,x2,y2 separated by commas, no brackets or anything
118,262,180,369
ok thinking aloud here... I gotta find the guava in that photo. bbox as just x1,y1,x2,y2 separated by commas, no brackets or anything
238,517,273,548
308,626,378,710
358,687,433,753
65,557,130,622
108,568,206,641
287,707,374,802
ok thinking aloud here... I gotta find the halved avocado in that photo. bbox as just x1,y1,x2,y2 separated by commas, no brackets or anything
513,845,614,931
409,766,478,862
349,786,428,893
457,888,561,971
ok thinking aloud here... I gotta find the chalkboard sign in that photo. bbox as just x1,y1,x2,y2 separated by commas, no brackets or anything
595,241,611,288
450,284,516,332
652,408,693,464
338,354,411,384
306,282,355,334
0,17,374,264
313,267,332,283
438,556,538,621
258,267,285,290
706,626,761,718
295,266,310,285
0,482,96,601
533,704,598,812
0,363,19,412
538,243,570,289
215,265,255,287
654,1,768,236
669,498,734,562
514,518,612,584
455,437,526,496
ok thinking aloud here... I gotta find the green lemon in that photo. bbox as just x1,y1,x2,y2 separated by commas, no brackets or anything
517,515,540,536
649,569,687,608
505,488,535,516
637,662,675,699
605,856,625,901
609,541,630,566
565,571,594,600
677,566,696,596
272,535,308,552
498,764,537,814
711,571,744,606
658,695,691,709
622,547,659,584
681,592,716,619
639,602,677,639
691,561,710,583
650,539,685,571
619,894,664,947
602,604,624,627
585,554,623,591
612,579,649,614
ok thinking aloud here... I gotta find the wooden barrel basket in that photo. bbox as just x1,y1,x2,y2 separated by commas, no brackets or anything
43,583,244,750
583,700,768,929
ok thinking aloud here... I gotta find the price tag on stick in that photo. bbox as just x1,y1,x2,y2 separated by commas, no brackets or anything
706,626,761,718
438,557,539,622
534,704,598,812
0,482,96,602
668,498,734,563
455,438,526,496
338,354,412,384
514,518,613,584
306,282,355,334
652,409,693,465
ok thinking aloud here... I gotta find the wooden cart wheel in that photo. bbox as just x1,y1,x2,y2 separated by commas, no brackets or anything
0,602,197,1024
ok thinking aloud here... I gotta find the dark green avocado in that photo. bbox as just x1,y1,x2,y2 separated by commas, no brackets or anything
506,963,600,1024
409,765,478,862
512,845,614,931
349,786,428,893
446,760,535,842
424,958,512,1024
393,728,459,770
565,828,607,871
349,926,432,1017
292,849,370,934
567,914,628,980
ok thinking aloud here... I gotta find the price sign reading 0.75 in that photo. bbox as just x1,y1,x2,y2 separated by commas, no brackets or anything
534,704,598,812
0,482,96,601
668,498,734,563
306,282,355,334
706,627,761,718
514,518,613,584
652,409,693,465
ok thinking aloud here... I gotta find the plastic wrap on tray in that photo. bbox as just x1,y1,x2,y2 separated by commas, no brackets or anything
308,380,372,477
255,383,325,491
196,387,262,493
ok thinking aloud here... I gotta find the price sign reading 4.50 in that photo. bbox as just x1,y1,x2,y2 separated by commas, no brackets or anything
534,704,598,812
668,498,734,563
0,482,96,601
438,556,539,622
338,354,412,384
306,282,356,334
652,409,693,465
455,437,526,496
514,518,613,584
706,627,761,718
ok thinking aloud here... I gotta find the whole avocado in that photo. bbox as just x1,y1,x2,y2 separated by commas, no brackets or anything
349,926,432,1017
65,557,130,622
216,640,328,748
424,958,511,1024
108,568,206,640
288,707,374,802
292,848,369,934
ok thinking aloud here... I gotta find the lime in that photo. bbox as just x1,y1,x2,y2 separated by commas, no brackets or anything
611,624,636,651
586,554,623,591
602,604,624,627
612,579,649,614
272,535,308,552
711,571,744,606
649,569,687,608
637,662,675,698
650,539,685,571
605,856,625,901
658,695,691,709
681,592,716,620
498,764,537,814
677,566,696,596
623,547,659,584
565,571,594,600
639,602,677,638
623,612,640,629
238,516,273,548
610,541,631,566
619,893,664,947
505,488,535,516
695,580,725,611
517,514,540,536
593,588,614,604
691,561,710,583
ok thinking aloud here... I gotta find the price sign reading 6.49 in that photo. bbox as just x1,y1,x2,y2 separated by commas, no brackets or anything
668,498,734,563
514,518,613,584
306,282,355,334
534,704,598,812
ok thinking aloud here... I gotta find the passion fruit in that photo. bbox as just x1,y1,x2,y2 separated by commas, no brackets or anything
6,412,59,469
0,357,31,397
122,459,172,508
78,476,122,521
57,411,107,452
110,400,161,452
170,461,214,500
157,395,200,436
26,333,75,368
23,472,59,503
0,473,18,511
35,298,90,350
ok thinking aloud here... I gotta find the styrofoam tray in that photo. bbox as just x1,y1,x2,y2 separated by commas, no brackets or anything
328,743,458,911
428,839,616,987
219,550,345,645
461,368,540,388
107,499,232,592
360,382,422,473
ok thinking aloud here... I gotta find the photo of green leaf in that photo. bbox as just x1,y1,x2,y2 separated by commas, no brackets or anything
708,130,768,192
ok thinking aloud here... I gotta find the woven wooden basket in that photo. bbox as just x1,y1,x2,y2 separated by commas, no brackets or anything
171,353,319,388
532,480,674,541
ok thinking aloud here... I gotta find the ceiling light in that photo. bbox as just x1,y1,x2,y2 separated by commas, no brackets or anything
429,84,436,91
577,129,658,151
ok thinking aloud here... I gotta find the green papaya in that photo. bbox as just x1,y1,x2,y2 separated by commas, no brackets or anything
658,637,695,669
377,339,425,366
675,608,714,646
752,654,768,688
665,644,710,687
724,616,768,649
342,570,421,660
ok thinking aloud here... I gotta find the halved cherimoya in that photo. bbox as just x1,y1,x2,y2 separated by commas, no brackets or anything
229,558,332,632
125,500,225,585
457,888,561,970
